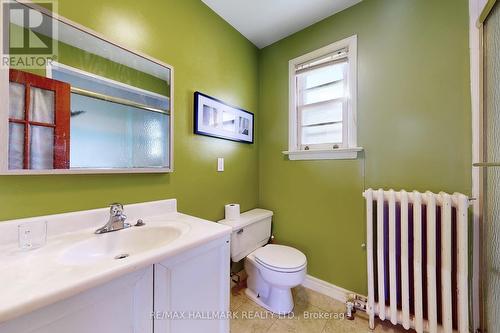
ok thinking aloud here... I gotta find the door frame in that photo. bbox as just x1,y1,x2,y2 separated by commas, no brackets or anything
470,0,498,332
470,0,483,332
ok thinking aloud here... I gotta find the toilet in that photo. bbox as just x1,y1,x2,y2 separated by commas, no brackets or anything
219,209,307,314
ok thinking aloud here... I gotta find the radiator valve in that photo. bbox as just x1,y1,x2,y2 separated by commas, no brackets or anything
346,296,355,320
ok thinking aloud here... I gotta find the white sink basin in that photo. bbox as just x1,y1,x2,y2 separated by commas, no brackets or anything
59,226,184,265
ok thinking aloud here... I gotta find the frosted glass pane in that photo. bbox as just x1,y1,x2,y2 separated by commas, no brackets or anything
301,123,342,145
303,81,344,105
9,82,25,120
484,2,500,332
70,94,169,168
132,110,169,167
485,168,500,331
30,126,54,169
8,123,24,169
301,62,346,89
302,101,343,126
30,87,55,124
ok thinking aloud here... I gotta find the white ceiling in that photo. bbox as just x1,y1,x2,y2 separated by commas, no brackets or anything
201,0,362,49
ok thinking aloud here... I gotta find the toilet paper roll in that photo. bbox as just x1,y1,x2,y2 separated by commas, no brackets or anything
225,204,240,220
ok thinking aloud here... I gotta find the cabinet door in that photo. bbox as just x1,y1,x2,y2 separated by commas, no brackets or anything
154,236,230,333
0,266,153,333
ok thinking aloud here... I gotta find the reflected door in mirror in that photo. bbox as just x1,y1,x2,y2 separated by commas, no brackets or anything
9,70,70,170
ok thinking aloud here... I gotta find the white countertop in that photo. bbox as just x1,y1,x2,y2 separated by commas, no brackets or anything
0,199,231,324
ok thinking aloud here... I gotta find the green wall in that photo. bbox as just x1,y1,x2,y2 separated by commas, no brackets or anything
0,0,259,222
258,0,471,294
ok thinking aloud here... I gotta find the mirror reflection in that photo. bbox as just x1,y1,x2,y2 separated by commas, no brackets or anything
6,3,172,171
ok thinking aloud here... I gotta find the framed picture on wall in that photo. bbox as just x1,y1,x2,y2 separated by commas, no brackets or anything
194,91,254,144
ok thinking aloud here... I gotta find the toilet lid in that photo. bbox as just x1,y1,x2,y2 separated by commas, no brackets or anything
253,244,307,271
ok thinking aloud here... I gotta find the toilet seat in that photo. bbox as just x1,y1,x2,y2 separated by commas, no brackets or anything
253,244,307,273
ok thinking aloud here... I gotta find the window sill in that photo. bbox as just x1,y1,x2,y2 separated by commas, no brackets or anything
282,147,363,160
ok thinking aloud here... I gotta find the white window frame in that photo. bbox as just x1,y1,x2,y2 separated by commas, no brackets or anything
283,35,362,160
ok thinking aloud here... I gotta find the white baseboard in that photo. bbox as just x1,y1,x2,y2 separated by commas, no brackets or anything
302,274,363,303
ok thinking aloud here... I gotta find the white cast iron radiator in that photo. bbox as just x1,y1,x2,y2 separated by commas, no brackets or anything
363,189,469,333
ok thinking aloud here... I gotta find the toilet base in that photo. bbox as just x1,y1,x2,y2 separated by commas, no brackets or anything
245,287,294,315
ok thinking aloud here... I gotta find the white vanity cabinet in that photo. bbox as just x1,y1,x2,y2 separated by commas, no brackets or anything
0,200,232,333
0,236,230,333
154,236,231,333
0,266,154,333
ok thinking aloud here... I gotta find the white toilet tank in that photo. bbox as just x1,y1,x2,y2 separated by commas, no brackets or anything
218,209,273,262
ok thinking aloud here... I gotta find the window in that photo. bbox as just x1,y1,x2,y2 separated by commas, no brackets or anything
284,35,361,160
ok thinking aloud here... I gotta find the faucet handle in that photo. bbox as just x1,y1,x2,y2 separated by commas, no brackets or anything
109,203,124,216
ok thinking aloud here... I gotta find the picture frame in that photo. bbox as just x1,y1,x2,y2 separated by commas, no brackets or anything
194,91,254,144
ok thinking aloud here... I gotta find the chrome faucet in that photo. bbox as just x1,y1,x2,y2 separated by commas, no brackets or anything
95,203,130,234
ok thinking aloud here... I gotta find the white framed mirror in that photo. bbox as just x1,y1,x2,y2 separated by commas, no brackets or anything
0,0,173,174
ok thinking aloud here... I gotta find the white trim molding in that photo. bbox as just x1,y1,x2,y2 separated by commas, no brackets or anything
283,147,362,160
286,35,359,161
302,274,359,303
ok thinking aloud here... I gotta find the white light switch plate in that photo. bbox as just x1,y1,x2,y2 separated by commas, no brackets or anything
217,158,224,172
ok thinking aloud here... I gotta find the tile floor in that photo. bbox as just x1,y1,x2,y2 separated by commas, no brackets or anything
230,286,411,333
